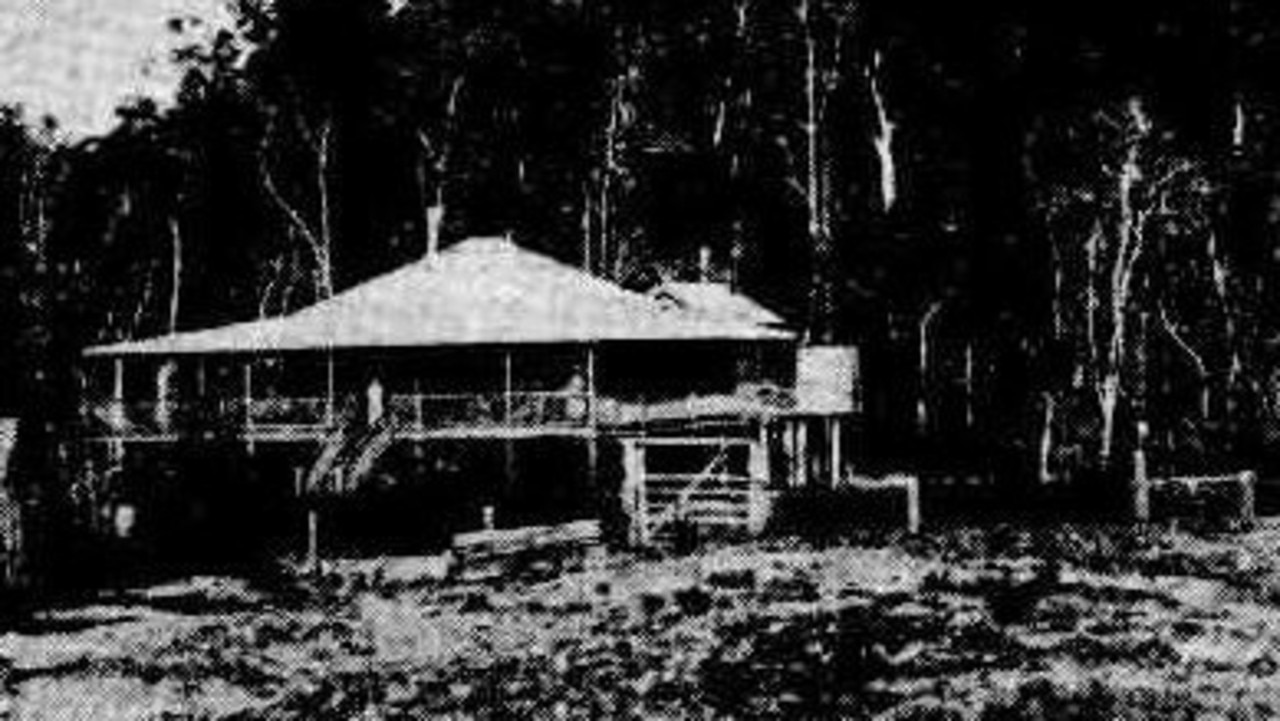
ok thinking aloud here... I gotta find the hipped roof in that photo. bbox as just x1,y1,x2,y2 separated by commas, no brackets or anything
85,237,793,357
651,282,788,328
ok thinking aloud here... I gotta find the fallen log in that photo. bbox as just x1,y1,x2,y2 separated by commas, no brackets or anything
451,519,603,581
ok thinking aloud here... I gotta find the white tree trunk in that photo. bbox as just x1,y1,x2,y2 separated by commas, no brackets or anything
1097,99,1148,465
1233,95,1246,151
1207,231,1240,391
722,0,752,287
802,0,821,248
598,75,623,277
799,0,835,340
313,119,334,299
580,180,593,271
869,50,897,212
168,216,182,333
259,114,336,301
917,301,943,435
1098,372,1120,463
1039,391,1055,484
964,341,974,429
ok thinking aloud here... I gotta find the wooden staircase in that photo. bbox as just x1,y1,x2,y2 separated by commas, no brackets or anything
306,413,399,496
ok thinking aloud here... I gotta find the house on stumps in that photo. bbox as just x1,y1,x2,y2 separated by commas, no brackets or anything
77,237,858,567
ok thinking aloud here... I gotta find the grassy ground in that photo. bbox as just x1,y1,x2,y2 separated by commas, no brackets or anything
4,523,1280,718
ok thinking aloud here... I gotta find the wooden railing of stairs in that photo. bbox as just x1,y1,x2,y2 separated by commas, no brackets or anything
300,412,401,574
305,412,400,497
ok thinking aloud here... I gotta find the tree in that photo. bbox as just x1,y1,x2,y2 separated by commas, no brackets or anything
0,109,60,412
789,0,860,343
1041,97,1218,480
257,103,338,302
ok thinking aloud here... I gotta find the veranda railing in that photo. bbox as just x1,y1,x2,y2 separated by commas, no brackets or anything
85,390,595,438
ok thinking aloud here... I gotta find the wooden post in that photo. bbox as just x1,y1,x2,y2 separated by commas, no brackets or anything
621,440,647,546
501,350,517,512
747,429,769,534
1132,421,1150,523
413,377,424,432
585,345,598,428
585,345,599,510
795,419,809,488
156,360,175,432
242,361,253,424
294,464,317,572
503,437,516,511
109,358,126,465
113,358,125,404
503,350,514,425
758,421,772,484
1240,470,1257,526
620,439,638,545
324,351,336,427
243,360,255,453
196,358,207,397
111,357,125,426
782,421,796,488
306,507,320,576
637,444,648,545
828,416,842,487
904,474,921,534
964,343,974,430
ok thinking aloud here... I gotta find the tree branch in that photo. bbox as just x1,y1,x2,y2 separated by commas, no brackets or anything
1157,303,1207,380
259,154,321,256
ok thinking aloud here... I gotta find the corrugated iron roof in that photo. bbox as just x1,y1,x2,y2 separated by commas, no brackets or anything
85,237,794,356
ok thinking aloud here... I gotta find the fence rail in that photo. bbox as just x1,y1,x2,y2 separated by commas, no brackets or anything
83,386,798,441
387,391,593,431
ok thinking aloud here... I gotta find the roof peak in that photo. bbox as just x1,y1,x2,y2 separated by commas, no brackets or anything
420,235,518,270
446,235,517,254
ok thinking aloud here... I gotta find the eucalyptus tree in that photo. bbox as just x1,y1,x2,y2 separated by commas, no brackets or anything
1038,97,1222,494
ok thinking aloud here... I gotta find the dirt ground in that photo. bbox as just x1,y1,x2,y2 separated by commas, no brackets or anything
5,523,1280,719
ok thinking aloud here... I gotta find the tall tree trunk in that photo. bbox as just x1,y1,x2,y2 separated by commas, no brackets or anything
869,50,897,213
1232,94,1246,152
1038,391,1055,484
717,0,752,288
917,300,943,436
313,119,334,298
799,0,835,343
259,113,336,302
964,341,975,429
1098,99,1149,465
580,180,594,271
167,216,183,333
598,68,625,279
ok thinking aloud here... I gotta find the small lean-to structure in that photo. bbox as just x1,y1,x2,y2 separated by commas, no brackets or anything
78,237,855,563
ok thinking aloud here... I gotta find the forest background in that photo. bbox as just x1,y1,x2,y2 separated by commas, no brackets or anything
4,0,1280,512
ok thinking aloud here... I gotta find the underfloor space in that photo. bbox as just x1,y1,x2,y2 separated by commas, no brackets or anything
102,436,618,574
319,436,615,556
